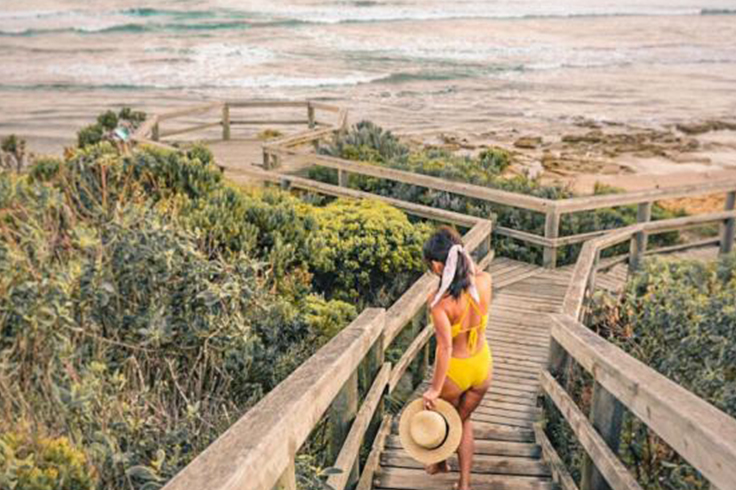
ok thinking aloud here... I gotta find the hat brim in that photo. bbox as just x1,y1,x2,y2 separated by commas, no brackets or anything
398,398,463,465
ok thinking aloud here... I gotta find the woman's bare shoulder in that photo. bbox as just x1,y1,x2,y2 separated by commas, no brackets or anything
475,270,492,287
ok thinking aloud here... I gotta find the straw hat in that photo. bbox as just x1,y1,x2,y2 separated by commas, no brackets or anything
398,398,463,464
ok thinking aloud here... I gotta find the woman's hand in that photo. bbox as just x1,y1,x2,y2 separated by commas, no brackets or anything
422,387,441,410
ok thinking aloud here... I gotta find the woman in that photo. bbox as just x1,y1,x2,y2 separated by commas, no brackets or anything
421,226,493,490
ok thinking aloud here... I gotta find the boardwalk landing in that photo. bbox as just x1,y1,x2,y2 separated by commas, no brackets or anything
374,246,721,490
375,257,569,490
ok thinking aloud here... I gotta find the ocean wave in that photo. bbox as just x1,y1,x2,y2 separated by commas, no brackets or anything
0,19,315,37
700,8,736,15
2,5,733,37
0,73,385,91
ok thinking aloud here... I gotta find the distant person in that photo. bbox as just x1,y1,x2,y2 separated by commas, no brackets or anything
112,123,132,155
421,226,493,490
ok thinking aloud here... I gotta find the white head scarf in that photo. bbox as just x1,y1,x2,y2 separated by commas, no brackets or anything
430,244,480,308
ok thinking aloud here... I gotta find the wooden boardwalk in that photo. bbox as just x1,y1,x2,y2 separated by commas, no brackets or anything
374,257,572,490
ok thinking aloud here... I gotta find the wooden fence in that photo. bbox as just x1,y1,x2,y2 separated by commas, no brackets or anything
541,212,736,490
259,125,736,270
131,100,346,154
132,99,736,269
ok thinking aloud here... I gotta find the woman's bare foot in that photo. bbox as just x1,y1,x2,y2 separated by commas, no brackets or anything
453,481,470,490
424,460,450,475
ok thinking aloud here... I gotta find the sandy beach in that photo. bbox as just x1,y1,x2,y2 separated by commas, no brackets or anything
1,1,736,198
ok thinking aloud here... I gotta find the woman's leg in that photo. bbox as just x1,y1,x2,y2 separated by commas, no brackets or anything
455,368,492,489
425,377,464,474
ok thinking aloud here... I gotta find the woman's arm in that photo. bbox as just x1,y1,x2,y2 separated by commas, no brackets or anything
423,303,452,409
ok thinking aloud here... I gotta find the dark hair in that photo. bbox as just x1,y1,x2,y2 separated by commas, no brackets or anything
423,225,472,301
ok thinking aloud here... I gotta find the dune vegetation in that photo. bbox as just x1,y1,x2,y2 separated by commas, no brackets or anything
545,254,736,490
0,124,433,489
313,121,685,264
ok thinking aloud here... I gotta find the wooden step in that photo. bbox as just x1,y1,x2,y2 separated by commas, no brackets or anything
386,437,543,458
374,467,556,490
381,451,552,477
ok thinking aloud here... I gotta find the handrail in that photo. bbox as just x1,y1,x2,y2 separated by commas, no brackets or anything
544,210,736,490
162,308,386,490
547,314,736,490
562,210,736,321
266,147,553,212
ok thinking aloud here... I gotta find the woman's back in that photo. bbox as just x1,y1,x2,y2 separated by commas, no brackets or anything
440,271,492,358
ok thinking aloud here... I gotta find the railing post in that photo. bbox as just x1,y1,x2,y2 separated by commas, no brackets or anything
412,310,428,387
263,149,280,170
274,459,297,490
543,210,560,269
307,102,316,129
307,102,319,151
152,122,160,142
338,169,349,187
581,384,624,490
222,104,231,141
629,201,652,271
719,190,736,255
329,370,360,488
582,249,601,325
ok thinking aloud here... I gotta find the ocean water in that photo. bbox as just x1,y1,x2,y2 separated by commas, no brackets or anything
1,0,735,152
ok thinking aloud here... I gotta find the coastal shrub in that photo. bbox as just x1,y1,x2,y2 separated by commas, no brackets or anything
546,254,736,489
2,140,430,489
314,122,683,264
0,135,30,172
308,198,433,306
0,433,97,490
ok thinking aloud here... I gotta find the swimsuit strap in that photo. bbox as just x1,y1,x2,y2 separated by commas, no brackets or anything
455,292,487,352
455,291,473,328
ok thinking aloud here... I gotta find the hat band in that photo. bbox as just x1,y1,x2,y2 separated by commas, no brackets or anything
424,413,450,450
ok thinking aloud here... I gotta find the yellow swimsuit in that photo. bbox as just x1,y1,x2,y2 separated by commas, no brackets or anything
445,292,493,392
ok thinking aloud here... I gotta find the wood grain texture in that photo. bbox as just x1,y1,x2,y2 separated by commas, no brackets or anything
550,314,736,490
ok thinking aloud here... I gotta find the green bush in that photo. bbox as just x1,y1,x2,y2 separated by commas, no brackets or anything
0,433,97,490
309,199,433,306
2,141,431,489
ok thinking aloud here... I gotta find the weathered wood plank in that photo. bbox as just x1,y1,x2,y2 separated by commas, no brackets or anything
328,363,391,490
385,436,542,457
550,314,736,490
159,121,222,138
374,467,554,490
540,370,643,490
356,415,393,490
272,149,552,212
161,309,385,490
239,166,480,226
534,422,580,490
557,180,736,213
156,102,223,121
381,451,551,476
225,100,307,108
389,324,433,392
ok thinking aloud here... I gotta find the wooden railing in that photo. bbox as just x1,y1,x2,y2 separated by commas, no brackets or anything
261,126,736,269
540,212,736,490
131,100,346,156
159,173,494,490
132,100,736,269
